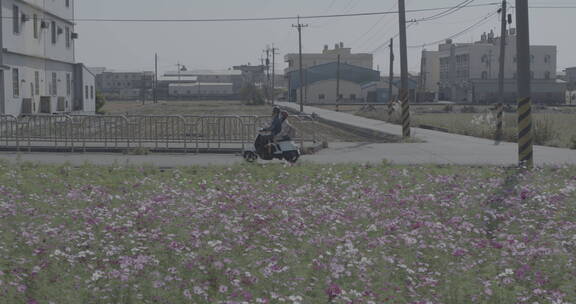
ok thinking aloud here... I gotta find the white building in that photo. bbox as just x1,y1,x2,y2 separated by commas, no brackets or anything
0,0,95,115
421,30,564,103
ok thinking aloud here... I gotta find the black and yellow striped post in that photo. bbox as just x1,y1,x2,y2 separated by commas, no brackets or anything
515,0,533,168
398,0,410,139
518,98,533,167
400,90,411,138
495,103,503,141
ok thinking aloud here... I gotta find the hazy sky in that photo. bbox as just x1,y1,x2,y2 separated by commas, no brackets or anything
74,0,576,74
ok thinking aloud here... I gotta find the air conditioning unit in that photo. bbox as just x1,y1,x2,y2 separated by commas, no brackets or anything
57,27,63,35
41,21,49,29
71,32,79,39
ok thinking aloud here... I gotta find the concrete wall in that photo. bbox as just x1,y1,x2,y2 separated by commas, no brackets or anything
297,79,362,104
2,0,75,63
3,52,74,114
169,83,234,97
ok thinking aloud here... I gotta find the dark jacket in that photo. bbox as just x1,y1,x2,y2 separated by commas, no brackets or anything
265,115,283,136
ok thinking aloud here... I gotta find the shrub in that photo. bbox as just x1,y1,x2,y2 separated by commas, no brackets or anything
443,104,453,113
240,84,265,105
95,93,106,114
533,118,559,145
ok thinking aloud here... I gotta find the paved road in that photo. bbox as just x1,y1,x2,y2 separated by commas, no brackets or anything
277,102,576,166
0,104,574,166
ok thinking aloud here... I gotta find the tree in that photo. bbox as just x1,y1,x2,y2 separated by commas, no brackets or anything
240,84,265,105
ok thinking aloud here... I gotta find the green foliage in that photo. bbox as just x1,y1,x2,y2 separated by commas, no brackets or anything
95,93,107,114
240,84,265,105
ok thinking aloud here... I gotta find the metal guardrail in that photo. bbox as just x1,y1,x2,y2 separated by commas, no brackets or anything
0,114,319,153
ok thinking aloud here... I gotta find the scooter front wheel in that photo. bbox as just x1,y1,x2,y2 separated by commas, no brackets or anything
283,151,300,164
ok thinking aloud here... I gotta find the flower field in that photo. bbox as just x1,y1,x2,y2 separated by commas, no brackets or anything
1,162,576,304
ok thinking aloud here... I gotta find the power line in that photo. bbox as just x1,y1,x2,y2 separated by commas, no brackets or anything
407,10,500,49
411,0,476,23
23,3,501,23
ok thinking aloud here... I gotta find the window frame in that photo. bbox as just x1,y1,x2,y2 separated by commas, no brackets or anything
33,14,39,39
66,74,71,96
34,71,40,96
51,21,57,44
52,72,58,96
13,5,20,34
65,26,71,48
12,68,20,98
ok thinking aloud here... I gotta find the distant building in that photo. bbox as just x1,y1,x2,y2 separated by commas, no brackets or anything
286,62,380,104
91,69,154,100
168,83,234,98
284,42,373,74
565,67,576,90
421,30,564,104
285,43,377,104
565,67,576,104
361,77,418,103
1,0,95,115
164,70,243,93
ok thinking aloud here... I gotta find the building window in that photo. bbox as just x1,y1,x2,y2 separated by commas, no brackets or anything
33,14,39,39
66,74,71,96
85,85,89,99
318,94,325,100
13,5,20,34
481,71,488,80
530,55,535,63
350,94,356,100
35,72,40,96
12,69,20,97
530,71,535,80
52,73,58,96
66,0,70,8
544,55,551,64
51,21,57,44
544,71,551,80
65,27,71,48
90,86,94,99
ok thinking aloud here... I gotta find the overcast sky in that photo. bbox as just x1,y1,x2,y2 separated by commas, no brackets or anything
74,0,576,74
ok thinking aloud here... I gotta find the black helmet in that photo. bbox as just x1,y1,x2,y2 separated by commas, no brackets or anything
272,107,281,114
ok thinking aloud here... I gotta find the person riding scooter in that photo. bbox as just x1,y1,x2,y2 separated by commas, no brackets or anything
274,111,296,143
261,107,282,137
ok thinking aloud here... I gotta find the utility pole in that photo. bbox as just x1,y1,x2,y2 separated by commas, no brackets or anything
271,46,279,105
176,62,181,81
265,47,271,103
141,74,145,105
496,0,508,141
0,0,4,115
516,0,533,168
336,54,341,111
389,38,394,119
293,16,308,113
154,53,158,104
398,0,410,138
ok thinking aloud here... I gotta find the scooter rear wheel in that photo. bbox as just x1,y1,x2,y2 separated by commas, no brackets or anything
243,151,258,163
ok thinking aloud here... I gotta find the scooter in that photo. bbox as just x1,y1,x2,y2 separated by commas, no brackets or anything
243,131,300,163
